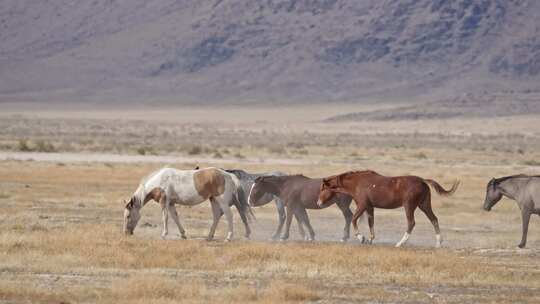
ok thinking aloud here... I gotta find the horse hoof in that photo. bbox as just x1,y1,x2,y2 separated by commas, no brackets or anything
224,239,232,243
180,235,187,240
357,235,366,243
206,237,214,242
518,244,526,249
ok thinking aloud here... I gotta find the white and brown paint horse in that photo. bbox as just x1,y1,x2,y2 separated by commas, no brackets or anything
123,167,252,241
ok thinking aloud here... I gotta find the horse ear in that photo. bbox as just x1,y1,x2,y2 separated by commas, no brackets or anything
125,200,133,210
254,176,263,183
195,166,200,170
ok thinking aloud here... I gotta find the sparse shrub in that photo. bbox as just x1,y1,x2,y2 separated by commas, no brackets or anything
287,142,305,149
137,147,147,155
213,151,223,159
35,140,56,152
413,152,428,159
234,152,245,159
268,146,286,155
294,149,309,155
187,145,203,155
522,160,540,166
18,139,32,152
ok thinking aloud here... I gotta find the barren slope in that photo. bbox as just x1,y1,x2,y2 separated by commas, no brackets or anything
0,0,539,104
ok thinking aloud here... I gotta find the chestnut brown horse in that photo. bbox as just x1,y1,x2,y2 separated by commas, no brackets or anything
317,170,459,248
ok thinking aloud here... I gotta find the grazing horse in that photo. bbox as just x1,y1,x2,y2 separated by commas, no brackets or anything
317,170,459,248
123,167,252,241
248,175,356,242
225,169,309,240
483,174,540,248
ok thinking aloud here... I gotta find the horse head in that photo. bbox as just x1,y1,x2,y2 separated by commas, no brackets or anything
317,177,338,207
483,178,503,211
123,197,141,235
248,176,276,206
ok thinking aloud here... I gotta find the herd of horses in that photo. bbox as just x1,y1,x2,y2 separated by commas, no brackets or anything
123,167,540,248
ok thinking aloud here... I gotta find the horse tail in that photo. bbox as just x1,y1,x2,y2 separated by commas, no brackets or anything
236,186,256,222
423,179,460,196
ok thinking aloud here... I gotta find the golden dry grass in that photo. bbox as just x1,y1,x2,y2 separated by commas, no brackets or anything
0,157,539,303
1,107,540,303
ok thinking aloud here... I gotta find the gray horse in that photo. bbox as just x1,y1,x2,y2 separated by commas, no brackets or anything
483,174,540,248
226,169,309,240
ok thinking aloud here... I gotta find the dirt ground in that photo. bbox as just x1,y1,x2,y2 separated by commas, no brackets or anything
0,105,540,303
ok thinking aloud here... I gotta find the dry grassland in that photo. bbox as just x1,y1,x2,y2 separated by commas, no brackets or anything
0,106,539,303
1,156,539,303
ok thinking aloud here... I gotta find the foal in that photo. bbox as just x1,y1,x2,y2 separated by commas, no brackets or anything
318,170,459,248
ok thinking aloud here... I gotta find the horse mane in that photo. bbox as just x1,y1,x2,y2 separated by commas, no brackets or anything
225,169,245,178
132,168,166,206
493,174,540,185
324,170,375,181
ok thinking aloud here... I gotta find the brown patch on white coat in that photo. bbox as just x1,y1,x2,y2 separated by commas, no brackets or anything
193,168,226,199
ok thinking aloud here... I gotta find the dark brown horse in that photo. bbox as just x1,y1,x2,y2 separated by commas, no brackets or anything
248,175,356,242
317,170,459,248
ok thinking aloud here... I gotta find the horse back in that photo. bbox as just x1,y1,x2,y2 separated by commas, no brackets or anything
363,175,427,208
193,168,226,199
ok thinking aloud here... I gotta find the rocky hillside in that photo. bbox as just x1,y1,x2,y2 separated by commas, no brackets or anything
0,0,539,104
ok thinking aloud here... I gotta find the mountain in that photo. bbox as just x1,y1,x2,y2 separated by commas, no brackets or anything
0,0,539,104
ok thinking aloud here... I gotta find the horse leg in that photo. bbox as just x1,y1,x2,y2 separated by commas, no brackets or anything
366,206,375,244
167,204,187,239
234,196,251,239
352,202,367,243
207,198,223,241
295,207,315,241
294,210,307,240
159,195,169,239
419,193,442,248
217,197,234,242
396,204,416,247
238,207,251,240
518,208,532,248
272,198,286,241
336,201,353,242
280,204,294,241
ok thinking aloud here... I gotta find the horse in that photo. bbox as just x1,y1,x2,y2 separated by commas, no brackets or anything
248,174,356,242
225,169,310,240
123,167,253,241
483,174,540,248
317,170,459,248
